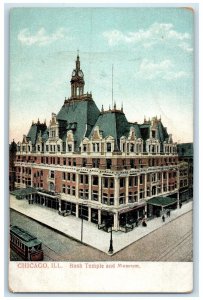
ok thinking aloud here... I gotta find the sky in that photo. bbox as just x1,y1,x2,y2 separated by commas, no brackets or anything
9,7,194,143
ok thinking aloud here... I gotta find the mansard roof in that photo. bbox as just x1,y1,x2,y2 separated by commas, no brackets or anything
57,99,100,149
177,143,193,157
139,120,169,142
89,110,130,142
26,122,47,145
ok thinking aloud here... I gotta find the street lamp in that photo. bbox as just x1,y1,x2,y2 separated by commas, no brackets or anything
108,226,113,254
80,198,88,243
108,214,114,254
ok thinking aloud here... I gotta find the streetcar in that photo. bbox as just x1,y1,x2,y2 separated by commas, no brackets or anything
10,225,44,261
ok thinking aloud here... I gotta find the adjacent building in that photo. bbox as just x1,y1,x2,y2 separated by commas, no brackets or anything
12,55,188,231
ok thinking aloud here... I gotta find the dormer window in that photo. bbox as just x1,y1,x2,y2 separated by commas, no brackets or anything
107,143,111,152
152,130,156,138
68,144,72,152
130,143,134,152
93,143,100,152
83,145,87,152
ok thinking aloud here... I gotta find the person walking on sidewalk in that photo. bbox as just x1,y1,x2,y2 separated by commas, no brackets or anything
162,215,165,222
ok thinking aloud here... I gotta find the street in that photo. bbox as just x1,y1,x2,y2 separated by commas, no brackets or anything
10,209,192,262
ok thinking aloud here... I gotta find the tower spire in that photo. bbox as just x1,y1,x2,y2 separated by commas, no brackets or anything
76,50,80,70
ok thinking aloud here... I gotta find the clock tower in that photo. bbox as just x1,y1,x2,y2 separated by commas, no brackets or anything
70,54,85,98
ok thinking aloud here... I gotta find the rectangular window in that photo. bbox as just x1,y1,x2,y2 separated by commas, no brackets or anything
106,143,111,152
106,159,112,169
67,186,71,195
72,173,76,181
120,178,125,188
62,185,66,193
72,187,75,196
93,176,98,186
103,178,108,188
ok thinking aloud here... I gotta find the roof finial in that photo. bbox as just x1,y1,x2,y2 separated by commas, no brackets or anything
121,102,123,112
114,101,116,110
112,64,114,110
101,105,104,113
109,104,111,111
76,50,80,70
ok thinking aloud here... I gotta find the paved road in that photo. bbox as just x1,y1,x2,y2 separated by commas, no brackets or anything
10,209,192,262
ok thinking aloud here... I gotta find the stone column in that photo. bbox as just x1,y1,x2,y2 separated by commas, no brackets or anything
76,173,79,199
98,175,102,203
58,197,62,213
144,204,147,216
98,209,101,224
144,173,147,198
177,192,180,208
76,203,79,218
166,172,169,192
126,176,129,204
137,175,140,202
88,174,92,201
113,212,119,231
88,207,91,222
114,176,119,207
161,172,164,194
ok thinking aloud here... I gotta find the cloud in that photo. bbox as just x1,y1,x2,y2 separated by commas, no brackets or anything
18,27,67,46
136,59,189,80
103,23,192,52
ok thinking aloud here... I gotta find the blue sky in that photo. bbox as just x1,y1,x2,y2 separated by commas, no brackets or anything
10,7,194,143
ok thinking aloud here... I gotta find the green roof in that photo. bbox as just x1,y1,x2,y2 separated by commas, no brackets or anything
177,143,193,157
27,123,47,145
11,187,37,197
89,110,130,150
57,99,100,149
10,226,42,247
147,197,177,207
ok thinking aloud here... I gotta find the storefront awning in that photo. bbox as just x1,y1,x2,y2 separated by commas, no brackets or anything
147,197,177,208
11,187,37,198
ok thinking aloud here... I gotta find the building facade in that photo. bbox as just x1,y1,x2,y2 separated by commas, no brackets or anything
177,143,193,201
13,55,181,231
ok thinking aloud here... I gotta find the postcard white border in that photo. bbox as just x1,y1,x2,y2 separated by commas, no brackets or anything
2,0,201,298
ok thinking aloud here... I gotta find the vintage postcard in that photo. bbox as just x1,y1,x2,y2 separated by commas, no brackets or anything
9,7,194,293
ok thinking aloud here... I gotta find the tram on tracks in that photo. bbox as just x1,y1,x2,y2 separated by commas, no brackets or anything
10,225,44,261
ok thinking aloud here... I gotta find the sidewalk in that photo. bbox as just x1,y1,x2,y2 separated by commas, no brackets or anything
10,195,192,255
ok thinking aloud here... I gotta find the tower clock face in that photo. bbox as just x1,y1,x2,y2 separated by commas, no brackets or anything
72,70,76,76
78,70,83,77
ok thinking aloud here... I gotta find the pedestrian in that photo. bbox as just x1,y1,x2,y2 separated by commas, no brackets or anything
135,219,139,227
142,220,147,227
162,215,165,222
179,202,182,209
168,210,171,217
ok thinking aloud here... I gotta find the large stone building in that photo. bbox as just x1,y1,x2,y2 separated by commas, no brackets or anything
13,54,181,231
177,143,193,201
